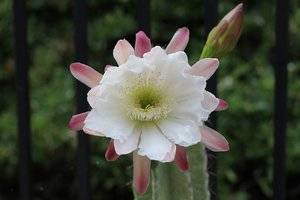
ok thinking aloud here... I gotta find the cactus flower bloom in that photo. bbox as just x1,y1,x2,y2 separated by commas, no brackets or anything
68,27,229,194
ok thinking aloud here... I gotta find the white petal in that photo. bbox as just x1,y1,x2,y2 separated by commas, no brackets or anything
87,83,123,109
167,51,188,64
171,93,206,122
100,66,124,85
143,46,168,68
114,127,141,155
167,75,206,101
87,85,103,108
113,39,134,65
121,55,150,73
83,108,135,141
161,143,176,162
83,127,105,136
138,124,175,162
158,118,201,147
202,91,219,112
171,90,219,122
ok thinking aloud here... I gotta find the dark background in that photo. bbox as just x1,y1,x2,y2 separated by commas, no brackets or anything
1,0,300,199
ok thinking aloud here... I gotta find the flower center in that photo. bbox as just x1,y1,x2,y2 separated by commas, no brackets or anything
134,85,161,109
122,72,173,122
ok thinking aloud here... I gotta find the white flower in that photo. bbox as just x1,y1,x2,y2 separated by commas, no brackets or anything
68,27,229,194
84,46,218,162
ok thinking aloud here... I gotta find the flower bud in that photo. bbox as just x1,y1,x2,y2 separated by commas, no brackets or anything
201,3,244,58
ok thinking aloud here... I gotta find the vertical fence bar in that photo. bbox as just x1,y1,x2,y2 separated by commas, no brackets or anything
73,0,91,199
137,0,150,36
13,0,31,199
273,0,289,199
137,0,150,35
204,0,218,199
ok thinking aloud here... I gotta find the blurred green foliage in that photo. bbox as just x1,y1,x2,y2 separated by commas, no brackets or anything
0,0,300,199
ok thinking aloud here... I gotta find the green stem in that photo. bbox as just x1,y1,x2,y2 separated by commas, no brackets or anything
134,145,209,200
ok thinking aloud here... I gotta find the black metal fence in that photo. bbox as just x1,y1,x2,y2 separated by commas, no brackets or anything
13,0,289,199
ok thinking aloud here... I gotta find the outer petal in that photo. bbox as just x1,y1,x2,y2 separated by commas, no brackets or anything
133,152,151,195
70,62,102,88
138,124,175,162
105,140,119,161
215,99,229,111
135,31,152,57
158,118,201,147
187,58,219,80
113,39,134,65
174,145,189,171
114,127,141,155
68,112,89,131
166,27,190,54
200,126,229,152
70,62,102,87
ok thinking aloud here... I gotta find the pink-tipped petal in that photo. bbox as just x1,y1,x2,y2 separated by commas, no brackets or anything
105,140,119,161
188,58,219,79
215,99,229,111
174,145,189,172
135,31,152,57
70,63,102,88
113,39,134,65
133,152,151,195
200,126,229,152
166,27,190,54
68,112,89,131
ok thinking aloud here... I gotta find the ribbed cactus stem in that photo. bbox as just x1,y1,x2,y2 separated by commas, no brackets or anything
134,144,210,200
